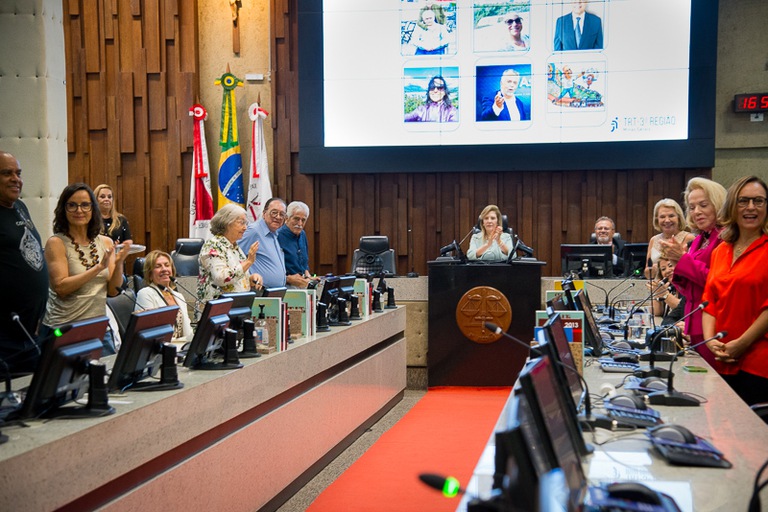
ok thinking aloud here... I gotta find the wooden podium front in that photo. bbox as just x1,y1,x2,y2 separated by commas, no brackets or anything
427,260,544,386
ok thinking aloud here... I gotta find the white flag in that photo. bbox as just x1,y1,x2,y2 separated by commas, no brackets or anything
246,102,273,222
189,104,214,240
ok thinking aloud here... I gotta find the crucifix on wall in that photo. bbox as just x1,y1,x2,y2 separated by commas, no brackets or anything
230,0,242,54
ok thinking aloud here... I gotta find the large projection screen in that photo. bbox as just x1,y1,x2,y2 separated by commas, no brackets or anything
298,0,717,174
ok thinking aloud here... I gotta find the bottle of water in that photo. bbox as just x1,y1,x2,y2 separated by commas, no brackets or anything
255,304,270,351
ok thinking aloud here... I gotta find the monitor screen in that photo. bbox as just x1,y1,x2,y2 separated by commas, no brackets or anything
107,305,178,392
518,357,587,510
572,289,603,355
338,274,357,300
494,399,540,512
560,244,613,278
18,316,110,420
298,0,717,174
220,291,257,331
546,289,575,312
261,286,288,298
182,298,234,370
540,313,583,409
621,243,649,277
318,275,341,307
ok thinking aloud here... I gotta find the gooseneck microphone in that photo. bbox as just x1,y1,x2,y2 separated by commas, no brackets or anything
439,226,476,261
170,277,202,314
484,322,612,435
623,277,669,341
633,301,708,379
647,331,727,407
608,282,636,319
419,472,506,510
603,274,637,311
419,473,465,498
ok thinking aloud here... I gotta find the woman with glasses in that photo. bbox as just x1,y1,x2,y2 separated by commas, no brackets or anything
94,183,132,244
664,177,726,366
197,204,263,303
42,183,131,355
702,176,768,405
404,75,457,123
503,14,529,51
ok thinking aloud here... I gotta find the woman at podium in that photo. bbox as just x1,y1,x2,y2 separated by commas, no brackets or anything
467,204,512,262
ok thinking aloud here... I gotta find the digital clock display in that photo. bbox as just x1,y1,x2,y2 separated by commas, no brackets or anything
733,93,768,113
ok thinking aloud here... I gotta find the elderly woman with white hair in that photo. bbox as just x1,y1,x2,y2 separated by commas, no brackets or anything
277,200,318,289
197,204,263,302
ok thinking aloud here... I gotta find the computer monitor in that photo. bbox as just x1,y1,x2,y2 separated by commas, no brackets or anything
493,398,540,512
319,275,341,314
261,286,287,298
517,357,587,511
560,244,613,278
220,291,257,333
338,274,356,299
572,289,604,356
621,243,649,277
182,297,240,370
17,316,112,420
107,305,179,392
538,313,584,410
546,289,575,312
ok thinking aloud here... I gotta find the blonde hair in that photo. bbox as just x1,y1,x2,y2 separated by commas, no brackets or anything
683,177,726,232
479,204,503,239
143,250,177,288
94,184,125,238
719,176,768,244
652,198,687,232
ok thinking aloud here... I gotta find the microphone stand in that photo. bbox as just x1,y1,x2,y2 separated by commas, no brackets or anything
438,226,476,262
647,331,726,407
170,277,203,319
600,275,636,315
623,277,669,341
633,301,708,379
484,322,615,440
607,283,636,320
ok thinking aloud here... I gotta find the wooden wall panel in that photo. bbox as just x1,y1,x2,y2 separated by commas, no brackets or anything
65,0,199,257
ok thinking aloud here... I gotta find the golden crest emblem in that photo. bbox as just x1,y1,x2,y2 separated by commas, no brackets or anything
455,286,512,344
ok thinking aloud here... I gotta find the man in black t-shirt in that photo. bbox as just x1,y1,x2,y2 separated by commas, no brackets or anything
0,151,49,373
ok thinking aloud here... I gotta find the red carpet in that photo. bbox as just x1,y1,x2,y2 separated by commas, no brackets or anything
307,387,512,512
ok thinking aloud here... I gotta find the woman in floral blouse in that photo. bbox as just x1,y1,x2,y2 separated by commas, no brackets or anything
197,204,263,303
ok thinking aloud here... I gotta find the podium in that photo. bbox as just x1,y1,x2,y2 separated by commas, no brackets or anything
427,259,544,386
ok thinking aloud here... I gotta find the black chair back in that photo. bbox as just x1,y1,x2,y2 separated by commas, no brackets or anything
172,238,204,276
350,236,397,275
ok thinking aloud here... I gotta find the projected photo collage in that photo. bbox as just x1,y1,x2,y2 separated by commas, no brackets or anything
400,0,607,131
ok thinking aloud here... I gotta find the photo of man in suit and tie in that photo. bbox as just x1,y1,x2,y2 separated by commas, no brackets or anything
478,68,531,122
554,0,603,51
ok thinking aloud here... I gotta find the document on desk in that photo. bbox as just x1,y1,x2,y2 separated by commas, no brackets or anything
588,452,693,512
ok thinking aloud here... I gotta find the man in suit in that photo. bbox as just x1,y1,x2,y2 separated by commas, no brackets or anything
554,0,603,51
592,216,624,276
480,69,529,121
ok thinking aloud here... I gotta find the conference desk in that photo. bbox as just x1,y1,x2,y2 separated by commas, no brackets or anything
458,351,768,511
0,307,406,512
